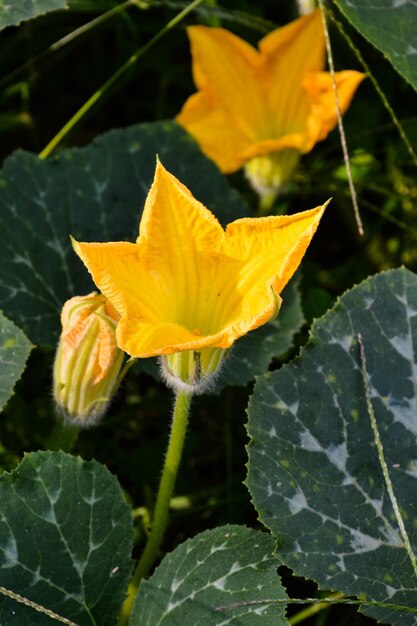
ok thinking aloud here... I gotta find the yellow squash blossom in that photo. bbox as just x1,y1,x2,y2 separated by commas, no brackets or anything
177,9,364,200
73,161,326,392
53,292,125,424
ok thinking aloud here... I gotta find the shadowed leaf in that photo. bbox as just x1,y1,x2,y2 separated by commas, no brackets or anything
0,451,134,625
130,525,288,626
0,312,32,411
248,267,417,626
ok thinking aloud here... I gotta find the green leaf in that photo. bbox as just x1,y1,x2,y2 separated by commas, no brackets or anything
335,0,417,92
130,525,288,626
247,267,417,626
0,312,32,411
0,122,246,347
0,0,68,30
217,275,304,391
0,450,133,625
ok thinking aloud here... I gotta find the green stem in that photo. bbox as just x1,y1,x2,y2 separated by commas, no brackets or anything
289,592,344,625
0,585,78,626
203,0,221,26
318,0,363,237
257,191,277,215
114,357,137,391
118,390,192,625
358,333,417,580
46,420,79,452
39,0,205,159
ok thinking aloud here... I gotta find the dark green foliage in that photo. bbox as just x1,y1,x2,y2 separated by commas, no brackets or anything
0,0,67,31
131,525,288,626
0,312,32,411
0,451,134,625
247,268,417,625
336,0,417,91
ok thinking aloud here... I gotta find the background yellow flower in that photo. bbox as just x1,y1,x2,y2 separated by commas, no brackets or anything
177,10,364,193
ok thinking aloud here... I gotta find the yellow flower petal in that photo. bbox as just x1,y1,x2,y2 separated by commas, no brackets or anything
139,159,223,257
303,70,366,149
184,26,264,138
259,9,325,139
176,26,267,172
225,206,325,295
117,319,200,358
176,93,254,172
73,162,327,359
71,240,148,317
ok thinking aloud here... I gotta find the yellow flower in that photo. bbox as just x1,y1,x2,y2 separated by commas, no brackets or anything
72,161,326,392
53,292,125,424
176,10,364,198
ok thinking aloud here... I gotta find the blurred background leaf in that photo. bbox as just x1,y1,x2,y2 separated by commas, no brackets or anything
335,0,417,92
0,0,68,31
0,312,32,412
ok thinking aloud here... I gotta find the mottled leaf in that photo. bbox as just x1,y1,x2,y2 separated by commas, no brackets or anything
130,525,288,626
0,122,246,347
247,267,417,626
0,0,68,30
0,451,133,625
336,0,417,91
0,312,32,411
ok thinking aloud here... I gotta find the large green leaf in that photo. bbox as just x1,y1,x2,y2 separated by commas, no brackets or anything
0,0,68,30
0,311,32,411
335,0,417,92
0,122,246,347
0,451,133,625
247,267,417,626
130,525,288,625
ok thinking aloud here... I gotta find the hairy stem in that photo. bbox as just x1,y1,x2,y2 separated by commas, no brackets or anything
118,390,192,624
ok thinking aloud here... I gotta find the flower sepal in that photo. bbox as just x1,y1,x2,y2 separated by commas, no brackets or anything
160,347,228,394
244,148,301,210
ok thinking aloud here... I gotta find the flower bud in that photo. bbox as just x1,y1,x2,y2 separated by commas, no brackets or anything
159,347,227,394
53,293,125,426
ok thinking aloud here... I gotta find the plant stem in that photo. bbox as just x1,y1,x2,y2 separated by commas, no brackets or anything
358,333,417,580
46,420,79,452
118,390,192,625
289,592,344,625
39,0,205,159
257,191,277,215
318,0,363,237
0,585,78,626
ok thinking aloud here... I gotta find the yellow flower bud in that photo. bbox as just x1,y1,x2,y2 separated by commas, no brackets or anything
53,293,125,426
